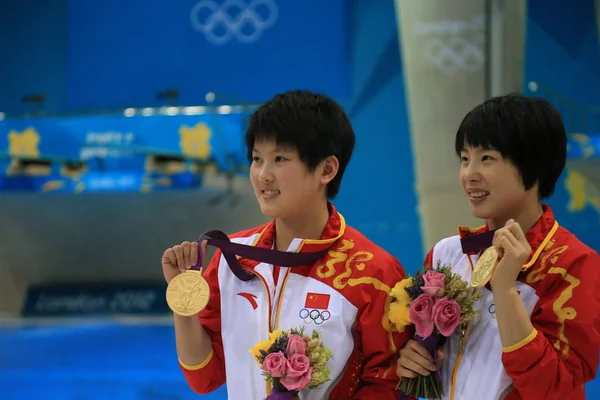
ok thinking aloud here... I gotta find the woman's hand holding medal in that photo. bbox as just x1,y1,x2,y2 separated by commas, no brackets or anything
162,240,210,316
161,240,207,283
471,219,532,291
489,220,532,292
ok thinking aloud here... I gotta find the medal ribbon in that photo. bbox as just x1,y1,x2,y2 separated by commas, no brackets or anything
459,229,497,254
189,230,326,281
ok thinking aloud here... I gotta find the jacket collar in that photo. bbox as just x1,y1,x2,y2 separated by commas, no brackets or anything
239,202,345,269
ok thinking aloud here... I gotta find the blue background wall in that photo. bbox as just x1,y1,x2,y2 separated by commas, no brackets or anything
0,0,350,113
523,0,600,252
0,0,68,114
66,0,350,110
524,0,600,107
335,0,422,271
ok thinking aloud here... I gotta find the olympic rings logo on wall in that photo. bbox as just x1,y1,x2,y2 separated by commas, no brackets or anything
298,308,331,325
190,0,278,45
423,34,484,76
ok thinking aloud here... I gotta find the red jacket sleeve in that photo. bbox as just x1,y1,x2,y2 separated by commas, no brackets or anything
502,250,600,400
423,246,434,270
179,249,226,393
352,256,413,399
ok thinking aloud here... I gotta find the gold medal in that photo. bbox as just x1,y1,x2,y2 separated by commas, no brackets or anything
470,246,499,288
166,270,210,316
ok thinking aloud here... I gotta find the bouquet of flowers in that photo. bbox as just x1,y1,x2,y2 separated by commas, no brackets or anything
250,327,333,400
387,263,480,400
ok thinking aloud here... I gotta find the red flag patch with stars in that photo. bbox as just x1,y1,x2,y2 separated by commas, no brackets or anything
304,292,330,310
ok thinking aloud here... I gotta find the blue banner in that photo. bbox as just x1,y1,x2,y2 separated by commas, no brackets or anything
22,284,170,317
66,0,350,110
0,112,248,170
0,111,248,192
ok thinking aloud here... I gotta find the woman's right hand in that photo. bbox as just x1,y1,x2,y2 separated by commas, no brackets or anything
396,339,444,378
161,240,207,283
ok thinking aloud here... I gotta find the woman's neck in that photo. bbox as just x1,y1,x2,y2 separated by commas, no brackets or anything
488,201,544,235
274,203,331,251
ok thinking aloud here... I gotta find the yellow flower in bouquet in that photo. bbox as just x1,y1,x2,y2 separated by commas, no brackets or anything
250,329,287,364
269,329,285,341
388,277,413,332
250,338,275,365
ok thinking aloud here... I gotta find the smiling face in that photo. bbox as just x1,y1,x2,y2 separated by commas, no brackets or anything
453,94,568,230
459,145,539,228
249,139,337,220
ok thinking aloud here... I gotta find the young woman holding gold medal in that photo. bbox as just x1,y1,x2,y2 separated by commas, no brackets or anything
395,94,600,400
161,90,412,399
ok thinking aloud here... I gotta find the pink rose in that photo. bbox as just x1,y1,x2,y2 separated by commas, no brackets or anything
409,294,435,337
286,334,307,356
280,354,313,391
261,352,287,378
421,270,446,296
432,297,462,336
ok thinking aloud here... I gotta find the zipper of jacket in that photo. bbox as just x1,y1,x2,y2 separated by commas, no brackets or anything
449,322,470,400
243,267,274,397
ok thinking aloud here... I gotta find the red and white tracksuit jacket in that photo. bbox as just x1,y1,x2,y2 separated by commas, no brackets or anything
423,205,600,400
179,205,410,399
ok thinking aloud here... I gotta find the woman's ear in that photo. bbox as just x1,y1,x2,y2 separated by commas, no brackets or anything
320,155,339,185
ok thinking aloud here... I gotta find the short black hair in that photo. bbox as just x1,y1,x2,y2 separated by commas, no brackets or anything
245,90,355,199
455,93,567,198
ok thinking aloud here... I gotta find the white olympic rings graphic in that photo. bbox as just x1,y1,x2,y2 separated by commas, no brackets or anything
423,35,484,75
190,0,278,45
298,308,331,325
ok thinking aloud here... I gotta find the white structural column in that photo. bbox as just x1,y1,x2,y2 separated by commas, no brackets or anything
394,0,526,251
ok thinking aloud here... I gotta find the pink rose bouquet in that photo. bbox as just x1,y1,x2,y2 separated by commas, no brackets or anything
250,327,332,400
386,264,480,400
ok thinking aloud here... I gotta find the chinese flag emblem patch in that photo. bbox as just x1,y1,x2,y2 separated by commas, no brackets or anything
304,292,330,310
